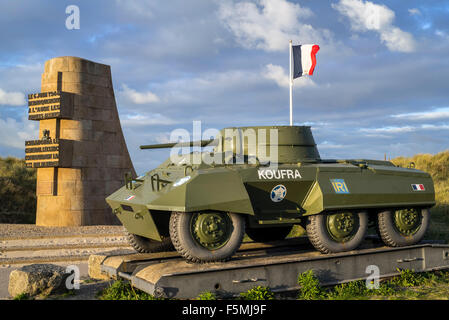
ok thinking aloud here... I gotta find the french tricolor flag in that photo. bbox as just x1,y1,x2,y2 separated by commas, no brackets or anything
292,44,320,78
411,184,425,191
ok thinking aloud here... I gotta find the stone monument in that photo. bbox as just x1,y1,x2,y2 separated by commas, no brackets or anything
25,56,136,226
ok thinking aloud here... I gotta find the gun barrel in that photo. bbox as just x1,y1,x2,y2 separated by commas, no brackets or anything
140,139,215,150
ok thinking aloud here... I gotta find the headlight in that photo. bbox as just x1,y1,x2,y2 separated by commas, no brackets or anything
173,176,191,187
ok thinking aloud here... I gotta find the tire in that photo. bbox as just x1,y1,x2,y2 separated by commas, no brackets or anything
246,226,292,242
377,208,429,247
126,231,174,253
306,211,368,253
169,211,245,263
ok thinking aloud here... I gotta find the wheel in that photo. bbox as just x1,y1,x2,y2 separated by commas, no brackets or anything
169,211,245,263
246,226,292,242
377,208,429,247
306,211,368,253
126,231,173,253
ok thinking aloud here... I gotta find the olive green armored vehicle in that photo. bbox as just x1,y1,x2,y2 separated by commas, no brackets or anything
106,126,435,263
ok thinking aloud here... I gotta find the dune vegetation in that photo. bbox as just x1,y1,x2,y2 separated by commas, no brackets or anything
0,156,36,223
391,151,449,242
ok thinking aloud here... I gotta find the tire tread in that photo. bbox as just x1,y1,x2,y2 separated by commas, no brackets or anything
306,215,330,254
126,231,173,253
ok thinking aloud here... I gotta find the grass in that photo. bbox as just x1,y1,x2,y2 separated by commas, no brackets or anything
296,269,449,300
97,280,160,300
196,291,217,300
13,293,29,300
392,151,449,205
391,151,449,242
239,286,275,300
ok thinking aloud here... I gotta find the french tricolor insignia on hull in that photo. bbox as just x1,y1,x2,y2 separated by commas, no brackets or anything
411,184,425,191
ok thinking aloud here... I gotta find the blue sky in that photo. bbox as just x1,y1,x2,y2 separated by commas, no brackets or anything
0,0,448,174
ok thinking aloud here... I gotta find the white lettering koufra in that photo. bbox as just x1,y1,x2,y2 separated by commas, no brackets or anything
257,169,302,180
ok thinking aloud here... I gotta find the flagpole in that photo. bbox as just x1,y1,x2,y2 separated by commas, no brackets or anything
289,40,293,126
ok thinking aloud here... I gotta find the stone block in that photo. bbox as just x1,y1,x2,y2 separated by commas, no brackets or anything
82,197,108,211
41,72,60,84
62,71,111,88
92,130,104,141
61,128,81,140
70,195,84,211
62,128,93,141
36,180,53,195
40,83,58,92
54,195,71,210
59,209,84,226
73,94,91,107
93,120,119,133
109,168,126,181
90,208,118,225
84,181,106,196
38,119,58,140
74,180,84,195
59,119,80,130
87,154,106,168
87,107,106,121
101,141,122,155
37,167,55,181
106,155,123,168
72,155,88,167
8,264,70,298
58,180,75,194
36,197,60,225
73,140,98,155
62,82,107,98
81,167,102,181
91,95,114,108
105,180,123,194
44,56,69,74
88,254,110,280
58,168,81,181
67,57,110,77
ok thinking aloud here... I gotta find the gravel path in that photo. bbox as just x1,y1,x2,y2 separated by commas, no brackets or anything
0,224,126,240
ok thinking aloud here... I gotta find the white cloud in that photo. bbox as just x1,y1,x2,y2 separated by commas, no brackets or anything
0,88,26,106
392,107,449,121
318,141,347,149
332,0,416,52
421,124,449,131
263,64,316,88
120,113,177,126
408,8,421,16
380,27,416,53
360,126,415,134
218,0,331,52
0,117,38,149
119,84,160,104
360,124,449,134
435,30,448,39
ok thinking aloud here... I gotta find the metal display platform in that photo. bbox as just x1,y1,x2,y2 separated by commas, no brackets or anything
100,237,449,298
